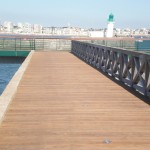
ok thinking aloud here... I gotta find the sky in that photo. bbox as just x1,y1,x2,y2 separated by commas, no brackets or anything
0,0,150,29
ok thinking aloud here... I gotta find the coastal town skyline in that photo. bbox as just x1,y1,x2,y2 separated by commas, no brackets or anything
0,0,150,29
1,19,150,38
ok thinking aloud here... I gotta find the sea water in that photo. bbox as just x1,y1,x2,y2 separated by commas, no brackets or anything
0,57,24,95
0,63,21,95
135,40,150,51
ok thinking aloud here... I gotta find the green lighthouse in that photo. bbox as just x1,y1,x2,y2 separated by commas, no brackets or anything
106,13,115,37
108,13,114,22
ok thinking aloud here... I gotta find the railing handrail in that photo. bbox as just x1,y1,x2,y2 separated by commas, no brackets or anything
71,40,150,98
73,40,150,56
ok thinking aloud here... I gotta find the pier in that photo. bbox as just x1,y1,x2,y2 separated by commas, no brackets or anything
0,41,150,149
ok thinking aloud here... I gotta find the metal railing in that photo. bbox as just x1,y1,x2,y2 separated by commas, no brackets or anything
84,39,150,52
0,38,71,51
0,37,150,52
88,39,136,50
71,41,150,97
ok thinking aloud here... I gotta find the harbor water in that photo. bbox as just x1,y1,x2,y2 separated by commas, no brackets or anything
0,57,25,95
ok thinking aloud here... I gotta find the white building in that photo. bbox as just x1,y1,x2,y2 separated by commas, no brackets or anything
23,23,32,34
106,13,115,38
3,21,13,33
42,27,51,34
89,31,104,37
33,24,42,34
18,22,23,28
42,27,58,35
61,27,72,35
15,22,24,33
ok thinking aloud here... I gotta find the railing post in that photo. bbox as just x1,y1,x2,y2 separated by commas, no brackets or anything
34,38,35,50
136,41,139,51
43,38,44,50
131,55,134,88
144,56,148,96
20,38,21,50
3,38,4,49
119,52,123,81
15,38,17,56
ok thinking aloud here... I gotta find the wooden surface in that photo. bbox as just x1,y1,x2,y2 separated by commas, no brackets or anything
0,51,150,150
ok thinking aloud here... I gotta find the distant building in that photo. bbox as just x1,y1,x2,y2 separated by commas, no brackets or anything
13,23,23,33
89,31,104,37
23,23,32,34
42,27,51,34
0,25,3,32
1,18,150,37
106,13,114,38
33,24,42,34
3,21,13,33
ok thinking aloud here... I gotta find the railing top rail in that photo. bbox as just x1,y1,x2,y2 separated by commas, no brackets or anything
72,40,150,58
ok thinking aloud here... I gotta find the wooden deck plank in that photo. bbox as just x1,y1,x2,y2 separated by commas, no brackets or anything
0,51,150,150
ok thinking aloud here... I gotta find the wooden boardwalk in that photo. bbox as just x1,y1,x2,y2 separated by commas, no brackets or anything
0,51,150,150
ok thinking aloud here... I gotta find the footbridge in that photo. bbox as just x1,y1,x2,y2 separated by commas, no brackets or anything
0,41,150,150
